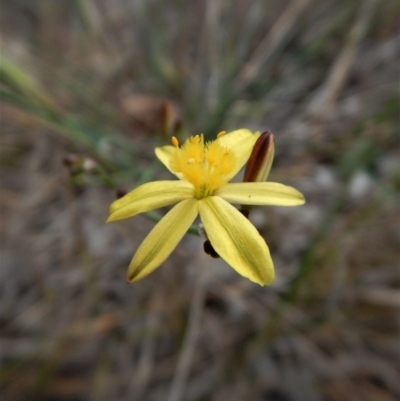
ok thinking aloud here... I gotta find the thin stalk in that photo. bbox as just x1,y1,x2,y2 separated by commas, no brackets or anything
166,269,208,401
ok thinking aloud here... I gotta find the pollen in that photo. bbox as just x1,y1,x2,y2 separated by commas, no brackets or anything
169,132,236,198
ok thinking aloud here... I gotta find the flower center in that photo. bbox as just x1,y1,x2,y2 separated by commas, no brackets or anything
170,132,236,198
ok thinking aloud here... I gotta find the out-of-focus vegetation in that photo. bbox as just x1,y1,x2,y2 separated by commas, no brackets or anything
1,1,399,401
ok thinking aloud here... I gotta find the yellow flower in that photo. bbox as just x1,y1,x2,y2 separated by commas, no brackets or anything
107,129,305,285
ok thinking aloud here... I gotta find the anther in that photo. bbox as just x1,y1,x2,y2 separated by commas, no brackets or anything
191,135,200,144
171,136,179,147
217,131,226,138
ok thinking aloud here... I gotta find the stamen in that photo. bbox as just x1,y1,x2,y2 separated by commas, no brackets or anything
171,136,179,147
217,131,226,138
191,135,200,144
169,132,236,199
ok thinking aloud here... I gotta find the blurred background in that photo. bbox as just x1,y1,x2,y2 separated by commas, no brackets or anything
1,1,399,400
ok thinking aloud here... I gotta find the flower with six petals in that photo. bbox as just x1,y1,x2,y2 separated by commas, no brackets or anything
107,129,305,285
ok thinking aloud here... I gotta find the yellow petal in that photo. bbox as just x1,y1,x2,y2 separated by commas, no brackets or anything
155,145,184,179
215,182,305,206
107,181,194,222
218,129,260,180
127,198,198,282
218,129,259,149
199,196,274,285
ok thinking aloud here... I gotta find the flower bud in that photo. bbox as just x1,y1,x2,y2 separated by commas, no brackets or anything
116,188,128,199
199,223,220,258
160,101,182,137
241,131,275,218
62,153,82,168
63,153,98,176
243,130,275,183
62,153,84,176
82,158,98,173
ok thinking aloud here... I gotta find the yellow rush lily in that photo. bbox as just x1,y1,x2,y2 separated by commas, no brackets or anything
107,129,305,285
